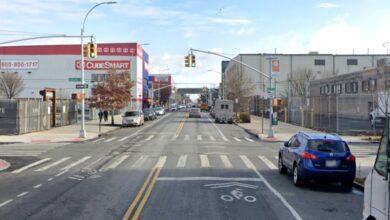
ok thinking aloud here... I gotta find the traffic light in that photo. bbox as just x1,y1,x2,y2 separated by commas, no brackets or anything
90,43,97,58
83,44,91,58
190,55,196,67
184,55,190,67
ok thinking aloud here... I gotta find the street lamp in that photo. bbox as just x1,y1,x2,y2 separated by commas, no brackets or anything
79,1,117,138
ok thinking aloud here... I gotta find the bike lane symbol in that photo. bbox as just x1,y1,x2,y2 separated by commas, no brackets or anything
204,182,258,203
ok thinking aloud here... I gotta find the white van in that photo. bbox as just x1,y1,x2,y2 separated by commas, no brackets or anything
363,117,390,220
214,99,234,124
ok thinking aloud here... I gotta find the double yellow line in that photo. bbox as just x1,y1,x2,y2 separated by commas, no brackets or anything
175,114,188,137
122,156,166,220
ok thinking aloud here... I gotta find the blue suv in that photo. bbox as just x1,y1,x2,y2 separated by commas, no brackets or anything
278,132,356,188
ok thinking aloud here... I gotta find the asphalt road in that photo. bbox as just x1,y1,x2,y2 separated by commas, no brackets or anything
0,111,364,220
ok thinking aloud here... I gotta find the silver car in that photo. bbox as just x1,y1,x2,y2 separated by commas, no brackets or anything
122,111,144,127
189,108,201,118
154,107,165,116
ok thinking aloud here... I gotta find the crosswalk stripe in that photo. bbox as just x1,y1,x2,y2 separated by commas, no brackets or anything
12,158,51,174
132,155,148,168
200,154,210,167
60,156,91,170
155,156,167,168
176,155,187,167
184,135,190,141
93,138,105,143
245,137,255,142
234,137,242,142
210,136,215,141
35,157,71,171
145,135,154,141
104,137,117,143
197,135,202,141
171,134,177,141
258,156,277,170
105,155,129,169
118,136,132,142
220,155,232,168
240,155,256,169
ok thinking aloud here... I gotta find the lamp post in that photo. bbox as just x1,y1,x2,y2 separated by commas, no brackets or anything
79,1,117,138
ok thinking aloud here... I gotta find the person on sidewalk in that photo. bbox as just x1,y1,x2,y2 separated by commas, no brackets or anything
104,110,108,122
98,111,103,123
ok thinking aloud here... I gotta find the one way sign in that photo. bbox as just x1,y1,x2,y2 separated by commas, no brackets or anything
76,84,88,89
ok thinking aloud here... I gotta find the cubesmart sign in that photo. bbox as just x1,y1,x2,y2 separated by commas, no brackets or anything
75,60,131,70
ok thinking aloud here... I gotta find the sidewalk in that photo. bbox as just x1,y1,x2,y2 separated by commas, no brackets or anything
236,115,379,144
0,115,123,144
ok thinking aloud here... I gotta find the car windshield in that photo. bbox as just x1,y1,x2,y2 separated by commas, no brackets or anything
124,112,139,117
308,140,348,153
190,108,200,112
156,107,163,110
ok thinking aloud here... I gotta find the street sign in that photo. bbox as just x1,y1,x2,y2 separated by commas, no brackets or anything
76,84,88,89
69,77,81,82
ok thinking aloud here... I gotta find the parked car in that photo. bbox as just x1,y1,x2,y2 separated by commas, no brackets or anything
143,108,157,121
122,111,144,127
154,106,165,116
278,132,356,188
189,108,201,118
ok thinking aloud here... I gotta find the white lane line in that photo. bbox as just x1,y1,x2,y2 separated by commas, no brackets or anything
83,156,105,170
197,135,202,141
55,170,68,177
220,155,232,168
132,156,148,168
60,156,91,171
12,158,51,174
258,156,277,170
0,199,13,208
17,192,29,198
155,156,167,168
200,154,210,167
176,155,187,168
93,138,105,143
33,184,42,189
242,158,303,220
234,137,242,142
118,136,132,142
210,136,216,141
184,135,190,141
157,177,263,182
145,135,155,141
104,137,117,143
245,137,255,143
208,117,228,141
35,157,71,172
48,178,54,181
105,155,129,170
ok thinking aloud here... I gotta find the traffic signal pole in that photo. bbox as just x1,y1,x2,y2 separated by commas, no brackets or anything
189,48,275,138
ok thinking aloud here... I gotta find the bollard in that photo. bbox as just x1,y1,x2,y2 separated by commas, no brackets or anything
300,108,304,127
284,107,287,123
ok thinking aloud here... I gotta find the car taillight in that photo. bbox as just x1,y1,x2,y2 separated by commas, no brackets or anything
346,155,356,161
302,152,317,160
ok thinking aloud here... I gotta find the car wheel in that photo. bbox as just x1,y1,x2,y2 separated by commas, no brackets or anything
293,164,304,186
278,155,287,174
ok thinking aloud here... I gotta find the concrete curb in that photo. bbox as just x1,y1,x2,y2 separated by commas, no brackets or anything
0,159,10,172
353,181,365,191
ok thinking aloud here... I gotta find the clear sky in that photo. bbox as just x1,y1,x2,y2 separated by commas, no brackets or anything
1,0,390,88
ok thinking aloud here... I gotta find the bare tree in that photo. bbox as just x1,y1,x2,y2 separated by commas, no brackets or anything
89,70,133,125
225,64,255,112
291,68,316,127
0,72,24,99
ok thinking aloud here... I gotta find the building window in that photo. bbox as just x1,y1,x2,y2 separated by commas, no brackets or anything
314,59,325,66
331,84,335,94
347,59,358,65
325,85,329,94
320,86,323,95
369,79,377,91
336,84,342,94
91,74,108,83
352,82,358,93
362,80,369,92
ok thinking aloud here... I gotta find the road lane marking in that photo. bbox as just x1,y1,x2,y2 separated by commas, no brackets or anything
210,136,216,141
176,155,187,167
35,157,71,172
197,135,202,141
122,156,166,220
184,135,190,141
240,155,256,169
220,155,233,168
17,192,29,198
258,156,277,170
234,137,242,142
0,199,13,208
171,134,177,141
207,117,228,141
245,137,255,142
93,138,104,143
104,137,117,143
118,136,132,142
33,184,42,189
48,178,54,181
60,156,91,170
200,154,210,167
145,135,154,141
55,170,68,177
175,117,187,137
12,158,51,174
83,156,105,170
132,156,148,168
157,177,263,182
105,155,129,170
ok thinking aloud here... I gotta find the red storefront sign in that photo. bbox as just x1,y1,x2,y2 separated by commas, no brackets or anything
75,60,131,70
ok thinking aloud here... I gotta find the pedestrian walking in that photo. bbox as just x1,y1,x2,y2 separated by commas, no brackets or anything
98,111,103,123
104,110,108,122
